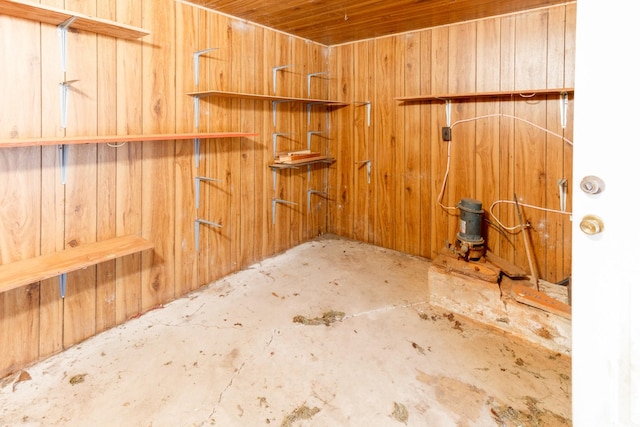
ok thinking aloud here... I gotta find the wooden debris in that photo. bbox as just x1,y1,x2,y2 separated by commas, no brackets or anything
485,251,528,278
511,283,571,319
432,251,501,283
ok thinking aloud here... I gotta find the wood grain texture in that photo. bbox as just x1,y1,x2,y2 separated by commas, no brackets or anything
95,0,118,333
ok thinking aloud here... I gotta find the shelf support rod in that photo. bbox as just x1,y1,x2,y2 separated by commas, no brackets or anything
355,160,371,184
560,92,569,129
195,176,222,209
57,16,77,73
193,47,219,87
59,273,67,298
307,72,328,97
272,65,292,94
194,218,222,252
307,189,328,211
58,144,69,185
272,198,297,225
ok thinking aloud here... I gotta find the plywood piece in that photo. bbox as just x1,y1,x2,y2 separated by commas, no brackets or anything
187,89,348,106
0,0,149,39
432,252,501,283
0,235,154,293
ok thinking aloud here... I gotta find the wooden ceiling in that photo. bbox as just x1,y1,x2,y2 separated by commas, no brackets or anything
185,0,572,46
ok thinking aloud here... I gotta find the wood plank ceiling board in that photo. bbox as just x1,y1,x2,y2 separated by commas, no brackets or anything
183,0,573,46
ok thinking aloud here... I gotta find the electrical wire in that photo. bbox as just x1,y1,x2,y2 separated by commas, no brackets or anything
437,112,574,231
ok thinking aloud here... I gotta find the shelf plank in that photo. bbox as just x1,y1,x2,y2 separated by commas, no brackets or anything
270,157,336,169
0,132,258,148
0,0,149,40
0,235,154,293
187,89,348,106
395,87,574,102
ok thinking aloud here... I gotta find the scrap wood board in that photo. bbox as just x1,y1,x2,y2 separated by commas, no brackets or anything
511,283,571,319
432,251,501,283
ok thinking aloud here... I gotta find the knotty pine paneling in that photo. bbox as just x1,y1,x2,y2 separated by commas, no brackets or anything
329,4,574,283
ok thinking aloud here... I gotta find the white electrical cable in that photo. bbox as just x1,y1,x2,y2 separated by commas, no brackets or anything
438,112,574,231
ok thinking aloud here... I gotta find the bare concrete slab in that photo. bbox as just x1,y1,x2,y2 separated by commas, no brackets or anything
0,235,571,426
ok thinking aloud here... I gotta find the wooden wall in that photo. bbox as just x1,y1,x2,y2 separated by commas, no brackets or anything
327,4,575,284
0,0,330,378
0,1,575,378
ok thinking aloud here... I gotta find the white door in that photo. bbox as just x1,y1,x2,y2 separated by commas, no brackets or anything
572,2,640,425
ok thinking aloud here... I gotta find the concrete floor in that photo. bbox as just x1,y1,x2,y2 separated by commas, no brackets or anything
0,235,571,426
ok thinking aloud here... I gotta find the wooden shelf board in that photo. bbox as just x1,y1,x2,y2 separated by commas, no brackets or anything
187,89,348,106
0,235,154,293
395,87,574,102
0,0,149,39
270,157,336,169
0,132,258,148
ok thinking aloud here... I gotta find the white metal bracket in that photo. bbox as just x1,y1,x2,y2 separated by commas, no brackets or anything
193,95,201,129
558,178,568,211
355,101,371,127
193,47,219,87
307,72,328,97
194,138,201,168
272,100,292,126
57,16,77,73
307,189,328,211
306,102,325,126
445,99,452,127
59,273,67,298
307,131,323,150
194,218,222,252
272,198,297,224
195,176,222,209
272,132,290,158
560,92,569,129
272,65,292,94
58,143,69,185
355,160,371,184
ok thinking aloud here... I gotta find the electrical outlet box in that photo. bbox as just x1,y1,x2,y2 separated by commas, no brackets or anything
442,126,451,141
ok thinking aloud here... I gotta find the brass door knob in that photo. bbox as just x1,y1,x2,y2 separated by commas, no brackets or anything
579,214,604,235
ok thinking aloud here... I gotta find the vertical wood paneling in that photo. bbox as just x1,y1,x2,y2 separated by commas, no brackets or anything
475,18,501,256
95,0,118,333
352,41,371,243
174,2,198,294
373,36,396,249
233,19,258,268
260,28,276,259
62,0,99,348
514,10,548,277
38,0,66,360
115,0,143,322
393,36,406,252
141,0,176,307
419,30,433,258
290,37,306,248
0,13,41,371
430,26,449,255
402,33,422,255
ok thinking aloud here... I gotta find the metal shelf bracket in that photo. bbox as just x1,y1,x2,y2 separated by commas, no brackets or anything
59,273,67,298
194,218,222,252
307,189,328,211
560,92,569,129
272,132,290,158
195,176,223,209
307,131,323,150
57,16,77,73
58,143,69,185
272,198,297,224
272,64,292,94
193,47,219,87
307,72,328,97
355,160,372,184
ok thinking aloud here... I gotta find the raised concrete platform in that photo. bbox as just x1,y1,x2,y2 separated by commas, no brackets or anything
428,258,571,355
